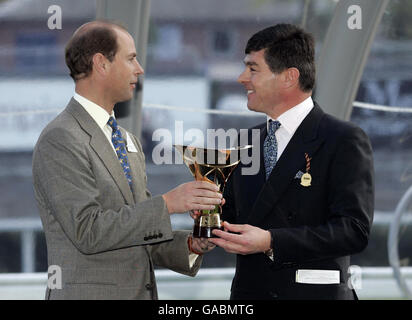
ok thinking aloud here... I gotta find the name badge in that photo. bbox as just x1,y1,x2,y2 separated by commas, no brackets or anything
126,133,138,153
296,269,340,284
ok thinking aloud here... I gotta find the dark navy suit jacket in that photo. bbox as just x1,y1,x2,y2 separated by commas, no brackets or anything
222,102,374,300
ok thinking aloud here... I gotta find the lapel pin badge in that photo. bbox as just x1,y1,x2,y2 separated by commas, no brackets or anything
300,153,312,187
295,170,304,179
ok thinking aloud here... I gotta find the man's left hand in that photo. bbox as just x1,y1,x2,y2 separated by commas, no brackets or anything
191,237,216,254
209,221,271,255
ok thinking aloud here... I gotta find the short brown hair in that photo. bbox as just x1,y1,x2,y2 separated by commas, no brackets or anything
246,24,316,92
65,21,125,81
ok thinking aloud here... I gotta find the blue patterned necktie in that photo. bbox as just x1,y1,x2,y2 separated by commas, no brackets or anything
107,117,133,190
263,120,281,180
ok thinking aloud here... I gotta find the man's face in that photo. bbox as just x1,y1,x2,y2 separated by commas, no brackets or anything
237,49,282,115
106,29,144,103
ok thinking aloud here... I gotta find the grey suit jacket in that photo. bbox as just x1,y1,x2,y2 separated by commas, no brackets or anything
32,98,202,300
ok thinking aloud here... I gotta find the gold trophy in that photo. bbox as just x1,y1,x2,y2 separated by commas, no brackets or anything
174,145,251,238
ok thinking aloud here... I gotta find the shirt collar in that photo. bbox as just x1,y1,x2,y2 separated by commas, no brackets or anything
267,96,314,135
73,92,115,130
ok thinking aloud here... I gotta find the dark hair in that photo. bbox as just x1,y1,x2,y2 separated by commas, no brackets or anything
65,21,125,81
245,24,315,92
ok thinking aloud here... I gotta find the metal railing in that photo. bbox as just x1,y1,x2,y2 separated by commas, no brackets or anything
0,218,42,273
0,211,408,274
0,211,410,274
1,267,412,300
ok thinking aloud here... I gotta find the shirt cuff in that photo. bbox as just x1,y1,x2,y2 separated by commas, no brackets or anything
188,252,201,268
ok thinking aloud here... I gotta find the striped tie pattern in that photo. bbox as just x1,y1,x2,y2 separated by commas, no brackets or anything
263,120,281,180
107,117,133,190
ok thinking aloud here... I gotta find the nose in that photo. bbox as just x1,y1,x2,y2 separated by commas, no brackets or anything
135,59,144,75
237,69,249,85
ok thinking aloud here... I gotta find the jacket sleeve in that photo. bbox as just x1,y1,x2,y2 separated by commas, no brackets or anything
271,127,374,265
149,230,203,277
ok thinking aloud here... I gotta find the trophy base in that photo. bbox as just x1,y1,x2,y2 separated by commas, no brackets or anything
192,225,224,238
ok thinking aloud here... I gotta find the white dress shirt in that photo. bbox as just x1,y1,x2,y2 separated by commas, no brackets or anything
73,93,117,153
267,96,314,162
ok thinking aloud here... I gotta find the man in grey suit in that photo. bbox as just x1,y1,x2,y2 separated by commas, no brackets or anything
32,20,221,300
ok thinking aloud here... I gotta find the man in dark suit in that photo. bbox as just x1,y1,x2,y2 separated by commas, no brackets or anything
210,24,374,300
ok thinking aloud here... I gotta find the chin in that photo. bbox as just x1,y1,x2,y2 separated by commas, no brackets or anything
247,104,259,113
119,94,133,103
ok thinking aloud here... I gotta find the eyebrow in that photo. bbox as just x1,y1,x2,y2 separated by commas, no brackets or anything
244,60,258,67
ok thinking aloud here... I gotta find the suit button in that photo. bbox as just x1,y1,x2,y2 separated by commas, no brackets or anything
153,234,158,239
158,233,163,238
269,291,278,299
145,283,153,290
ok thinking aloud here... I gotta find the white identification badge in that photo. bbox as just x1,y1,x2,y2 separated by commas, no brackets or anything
126,133,138,153
295,269,340,284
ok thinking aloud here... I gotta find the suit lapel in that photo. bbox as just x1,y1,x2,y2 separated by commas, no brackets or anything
248,104,326,226
119,128,147,203
66,98,135,205
235,123,266,223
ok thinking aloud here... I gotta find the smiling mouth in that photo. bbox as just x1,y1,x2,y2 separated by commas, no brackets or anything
247,90,254,95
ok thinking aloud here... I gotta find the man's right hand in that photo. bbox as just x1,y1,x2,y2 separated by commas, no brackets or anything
162,181,223,214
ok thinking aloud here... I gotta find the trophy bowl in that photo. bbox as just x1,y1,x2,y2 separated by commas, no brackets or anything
174,144,252,238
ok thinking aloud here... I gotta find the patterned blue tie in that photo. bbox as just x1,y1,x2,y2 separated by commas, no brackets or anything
263,120,281,180
107,117,133,190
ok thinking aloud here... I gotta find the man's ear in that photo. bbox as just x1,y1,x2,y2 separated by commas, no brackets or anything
92,53,109,76
282,67,300,89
